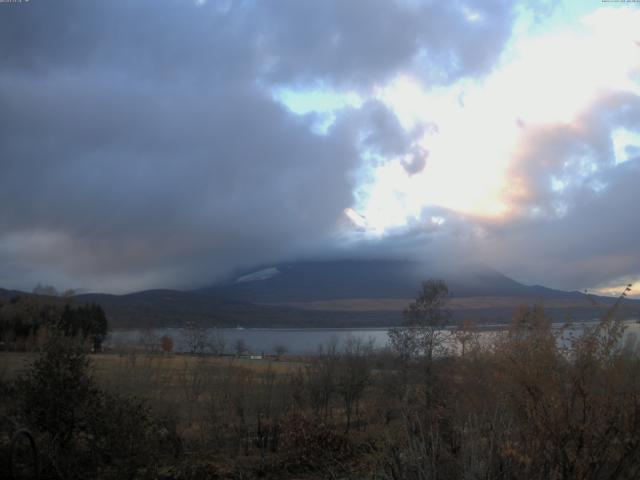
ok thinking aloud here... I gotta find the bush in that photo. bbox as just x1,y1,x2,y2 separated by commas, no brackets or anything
13,334,180,479
277,414,352,473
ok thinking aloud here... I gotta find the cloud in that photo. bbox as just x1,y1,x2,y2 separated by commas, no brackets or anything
252,0,524,87
352,89,640,293
0,64,361,290
0,1,362,291
506,91,640,217
477,156,640,291
336,6,640,294
0,0,587,294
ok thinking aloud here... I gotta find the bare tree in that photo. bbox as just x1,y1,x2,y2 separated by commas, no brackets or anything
306,337,339,418
178,356,209,426
273,344,287,359
182,321,208,355
453,319,481,358
337,335,374,432
235,338,248,357
209,326,226,356
138,326,160,354
388,279,452,409
388,279,452,364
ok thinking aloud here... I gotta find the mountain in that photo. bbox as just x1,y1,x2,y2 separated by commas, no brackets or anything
200,259,585,302
4,260,638,328
192,259,636,325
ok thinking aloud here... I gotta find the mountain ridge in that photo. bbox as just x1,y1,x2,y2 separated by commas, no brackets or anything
200,259,589,302
2,259,638,328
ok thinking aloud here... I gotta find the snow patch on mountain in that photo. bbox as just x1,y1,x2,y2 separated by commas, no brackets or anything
236,267,280,283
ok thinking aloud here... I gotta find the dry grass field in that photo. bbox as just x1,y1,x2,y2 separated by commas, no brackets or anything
266,296,617,312
4,297,640,479
0,351,35,380
1,350,304,435
1,351,299,379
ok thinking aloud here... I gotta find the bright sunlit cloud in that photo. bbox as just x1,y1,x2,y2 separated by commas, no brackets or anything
273,7,640,236
351,6,640,234
590,275,640,299
612,127,640,165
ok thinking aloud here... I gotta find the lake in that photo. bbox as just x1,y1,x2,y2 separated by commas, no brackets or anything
106,320,640,355
107,327,391,355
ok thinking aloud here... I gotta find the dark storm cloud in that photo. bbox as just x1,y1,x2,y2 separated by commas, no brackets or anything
253,0,524,87
0,0,548,292
329,100,427,159
0,68,358,290
401,147,428,176
0,1,257,80
342,101,430,176
0,0,347,291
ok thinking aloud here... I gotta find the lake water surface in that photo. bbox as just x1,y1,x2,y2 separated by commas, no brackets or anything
107,320,640,355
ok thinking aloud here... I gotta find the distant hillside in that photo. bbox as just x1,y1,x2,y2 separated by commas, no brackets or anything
201,259,588,302
3,259,639,329
73,289,401,329
191,259,638,326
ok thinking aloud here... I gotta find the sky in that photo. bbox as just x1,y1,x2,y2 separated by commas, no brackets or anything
0,0,639,296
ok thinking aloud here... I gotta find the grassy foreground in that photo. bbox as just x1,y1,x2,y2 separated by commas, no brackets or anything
3,301,640,479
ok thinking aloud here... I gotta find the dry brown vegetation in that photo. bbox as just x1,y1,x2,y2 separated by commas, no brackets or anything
1,283,639,479
264,296,620,312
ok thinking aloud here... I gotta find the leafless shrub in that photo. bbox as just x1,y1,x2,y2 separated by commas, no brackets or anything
178,356,210,427
182,321,208,355
337,335,374,432
306,337,339,418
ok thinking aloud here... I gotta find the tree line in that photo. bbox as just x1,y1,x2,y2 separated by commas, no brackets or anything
0,294,108,351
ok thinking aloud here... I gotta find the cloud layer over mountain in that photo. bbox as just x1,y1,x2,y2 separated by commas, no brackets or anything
0,0,638,295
